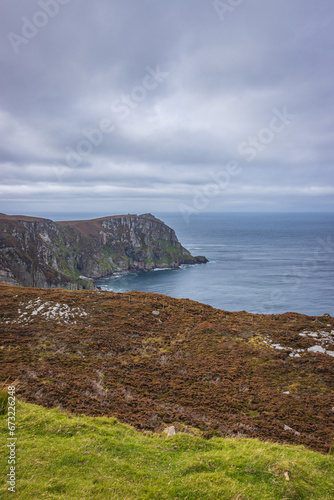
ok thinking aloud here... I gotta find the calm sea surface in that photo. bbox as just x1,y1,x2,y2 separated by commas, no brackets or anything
93,213,334,316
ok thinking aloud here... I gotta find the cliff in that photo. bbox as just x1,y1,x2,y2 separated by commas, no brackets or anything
0,213,207,289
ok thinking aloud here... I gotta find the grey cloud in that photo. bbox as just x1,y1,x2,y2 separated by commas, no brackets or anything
0,0,333,215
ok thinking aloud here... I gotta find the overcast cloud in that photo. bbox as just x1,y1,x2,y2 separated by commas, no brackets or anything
0,0,333,217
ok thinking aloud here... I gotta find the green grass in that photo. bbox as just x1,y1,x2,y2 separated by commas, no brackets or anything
1,401,333,499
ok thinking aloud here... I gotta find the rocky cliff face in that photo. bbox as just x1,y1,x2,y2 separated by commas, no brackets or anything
0,213,207,289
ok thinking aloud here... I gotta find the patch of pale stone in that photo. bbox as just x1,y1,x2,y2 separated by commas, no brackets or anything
263,329,334,358
4,298,88,325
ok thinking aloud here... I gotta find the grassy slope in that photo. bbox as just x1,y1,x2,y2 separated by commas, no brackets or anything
1,401,333,500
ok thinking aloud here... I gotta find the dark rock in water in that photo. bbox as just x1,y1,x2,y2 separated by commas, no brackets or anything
194,255,209,264
0,212,207,290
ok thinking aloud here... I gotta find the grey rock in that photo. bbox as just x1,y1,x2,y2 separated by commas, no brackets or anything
163,426,176,437
0,213,207,290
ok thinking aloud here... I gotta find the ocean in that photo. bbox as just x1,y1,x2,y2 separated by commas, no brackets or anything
93,212,334,316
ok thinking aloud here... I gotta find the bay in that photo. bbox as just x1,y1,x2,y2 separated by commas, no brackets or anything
95,212,334,316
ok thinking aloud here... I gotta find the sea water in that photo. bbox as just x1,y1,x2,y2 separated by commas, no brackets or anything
94,213,334,316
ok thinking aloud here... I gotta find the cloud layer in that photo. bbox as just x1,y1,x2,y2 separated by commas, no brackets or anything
1,0,333,216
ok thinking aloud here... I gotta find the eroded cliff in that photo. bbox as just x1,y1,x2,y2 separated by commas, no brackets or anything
0,213,207,289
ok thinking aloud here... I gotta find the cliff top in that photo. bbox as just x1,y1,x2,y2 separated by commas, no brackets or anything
0,212,163,240
0,212,157,224
57,213,152,224
56,213,163,239
0,213,48,222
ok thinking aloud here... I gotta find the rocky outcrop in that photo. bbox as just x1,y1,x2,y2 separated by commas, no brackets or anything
0,264,23,287
0,213,207,289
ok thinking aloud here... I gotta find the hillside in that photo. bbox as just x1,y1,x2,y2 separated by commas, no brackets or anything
1,401,333,499
1,283,333,453
0,213,207,289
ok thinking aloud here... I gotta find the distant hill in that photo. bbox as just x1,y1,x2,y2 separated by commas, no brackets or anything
0,213,207,289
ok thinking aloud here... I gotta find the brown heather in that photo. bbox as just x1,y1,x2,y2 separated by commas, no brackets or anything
1,283,333,453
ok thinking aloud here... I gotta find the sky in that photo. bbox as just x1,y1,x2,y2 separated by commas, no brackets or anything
0,0,334,218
